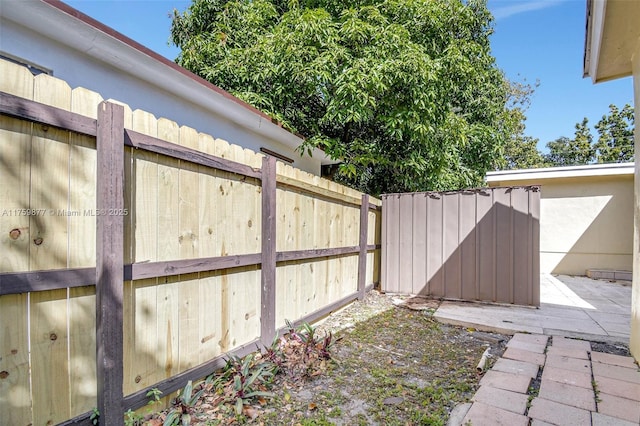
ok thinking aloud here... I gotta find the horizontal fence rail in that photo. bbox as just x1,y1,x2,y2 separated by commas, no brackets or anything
0,60,381,426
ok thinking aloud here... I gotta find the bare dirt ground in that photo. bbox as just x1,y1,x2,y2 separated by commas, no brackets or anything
258,292,508,425
147,290,632,425
151,291,509,425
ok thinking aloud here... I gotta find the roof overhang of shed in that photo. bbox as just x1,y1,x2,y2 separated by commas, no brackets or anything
486,163,635,183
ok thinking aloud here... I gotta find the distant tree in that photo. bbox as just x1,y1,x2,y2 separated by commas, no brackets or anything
501,135,546,169
545,118,595,166
545,137,577,167
594,104,634,163
171,0,521,195
497,79,546,170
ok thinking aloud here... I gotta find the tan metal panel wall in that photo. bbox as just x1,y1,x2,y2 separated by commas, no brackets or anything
381,187,540,306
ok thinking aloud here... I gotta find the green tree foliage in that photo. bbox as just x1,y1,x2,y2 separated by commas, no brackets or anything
545,118,595,167
544,105,634,167
498,79,546,170
594,104,634,163
171,0,516,195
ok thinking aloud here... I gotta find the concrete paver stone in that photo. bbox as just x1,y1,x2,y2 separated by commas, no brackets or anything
544,353,591,373
492,358,539,379
446,403,471,426
538,379,596,411
471,385,529,415
479,370,531,394
502,347,546,366
597,392,640,423
545,346,589,360
541,366,593,389
593,375,640,402
591,351,639,369
461,401,529,426
551,336,592,352
591,412,638,426
530,420,555,426
505,339,547,354
510,333,549,346
528,397,591,426
592,362,640,385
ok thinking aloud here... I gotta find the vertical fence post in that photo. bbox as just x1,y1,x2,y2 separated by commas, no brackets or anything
261,156,277,346
357,194,369,300
96,101,125,423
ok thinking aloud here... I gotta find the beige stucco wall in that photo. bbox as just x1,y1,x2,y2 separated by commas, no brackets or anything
488,175,634,275
631,44,640,362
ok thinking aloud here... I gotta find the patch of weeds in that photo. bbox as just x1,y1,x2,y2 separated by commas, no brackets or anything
149,320,338,424
327,407,342,417
409,410,445,426
90,407,99,425
592,379,601,403
297,414,335,426
164,380,207,425
123,388,163,425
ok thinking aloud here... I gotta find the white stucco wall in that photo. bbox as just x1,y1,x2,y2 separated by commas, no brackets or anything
0,15,322,174
630,43,640,362
488,173,634,275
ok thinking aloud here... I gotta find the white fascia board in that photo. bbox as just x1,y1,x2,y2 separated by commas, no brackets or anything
1,0,333,163
486,163,635,183
584,0,608,82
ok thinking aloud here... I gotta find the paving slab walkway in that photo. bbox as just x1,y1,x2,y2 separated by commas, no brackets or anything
434,274,632,344
449,333,640,426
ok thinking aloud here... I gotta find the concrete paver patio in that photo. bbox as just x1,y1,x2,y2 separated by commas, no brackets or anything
437,275,639,426
450,333,640,426
435,274,632,344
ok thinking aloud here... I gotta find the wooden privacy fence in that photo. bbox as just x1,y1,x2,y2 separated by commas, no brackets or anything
0,60,380,425
381,187,540,306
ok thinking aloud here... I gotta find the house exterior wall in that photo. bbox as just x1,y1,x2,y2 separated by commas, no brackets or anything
487,174,634,275
631,43,640,362
0,16,322,175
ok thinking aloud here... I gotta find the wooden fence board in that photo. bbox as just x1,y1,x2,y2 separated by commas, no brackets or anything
155,119,181,394
0,293,31,425
229,144,260,346
30,75,71,272
0,59,34,99
198,270,223,363
178,272,200,372
132,109,159,263
69,88,100,268
129,110,160,394
30,289,70,425
0,116,32,274
157,118,180,262
68,286,97,417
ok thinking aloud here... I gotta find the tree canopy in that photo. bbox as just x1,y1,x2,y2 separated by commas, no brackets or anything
541,104,634,167
594,104,634,163
171,0,516,195
544,118,595,167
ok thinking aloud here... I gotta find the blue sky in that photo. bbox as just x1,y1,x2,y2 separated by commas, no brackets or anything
66,0,634,152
